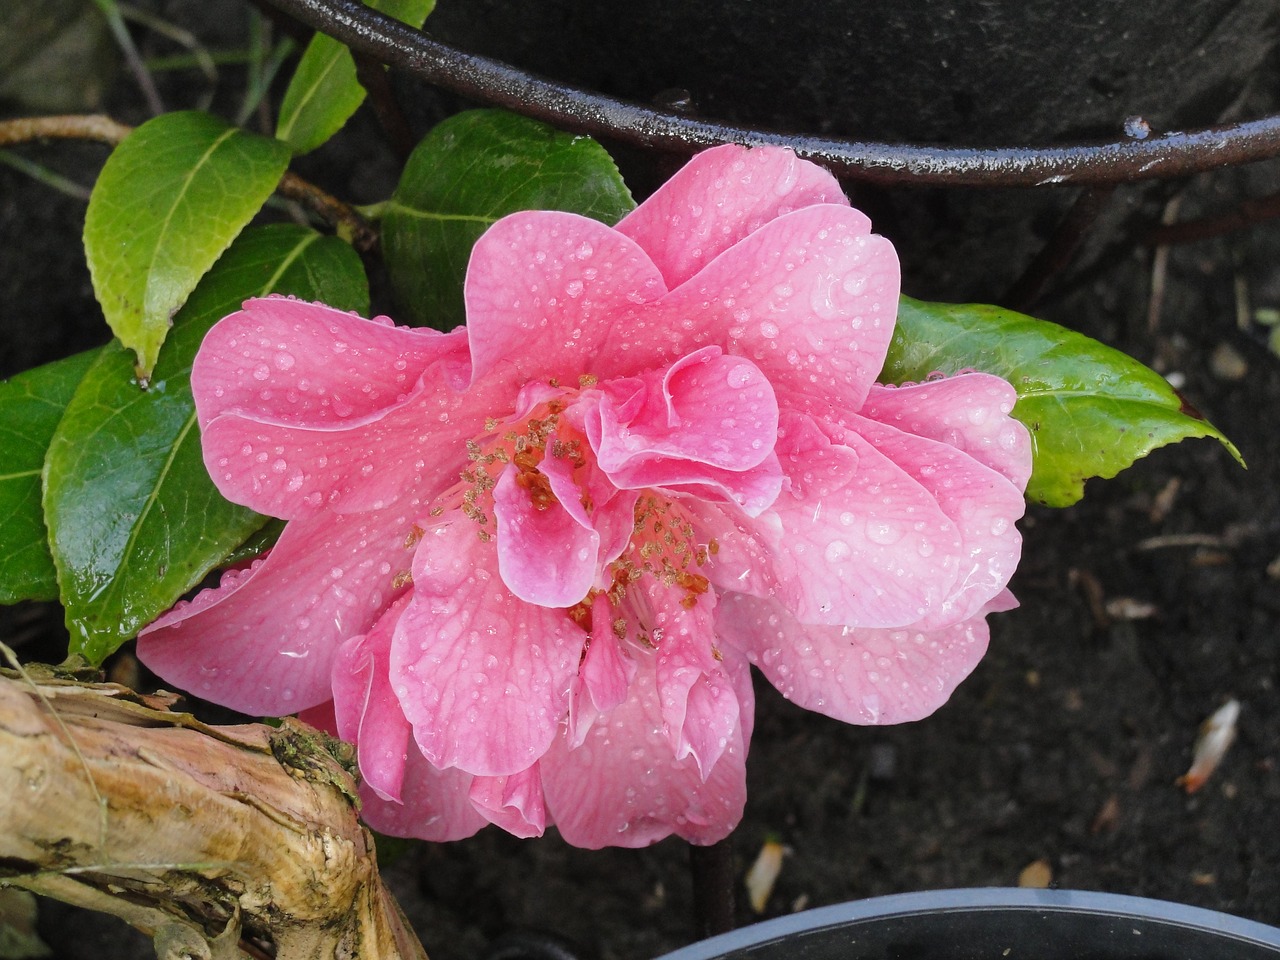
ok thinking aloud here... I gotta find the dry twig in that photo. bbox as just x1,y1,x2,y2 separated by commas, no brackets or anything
0,668,426,959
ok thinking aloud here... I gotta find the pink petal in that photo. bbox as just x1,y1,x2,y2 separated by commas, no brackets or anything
583,595,634,710
579,347,782,513
718,592,992,724
861,374,1033,490
464,212,667,386
587,485,642,582
390,514,584,777
541,652,754,849
301,701,485,840
845,412,1026,628
761,412,964,627
536,445,641,580
567,595,636,748
647,586,738,777
493,461,599,607
362,746,489,842
620,454,784,519
616,145,853,289
687,500,782,600
199,355,489,519
193,297,469,430
469,766,547,838
330,594,413,802
650,204,899,414
664,661,741,781
591,347,777,472
137,504,416,716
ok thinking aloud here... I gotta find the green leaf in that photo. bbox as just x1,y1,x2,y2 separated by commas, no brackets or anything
83,111,292,380
382,109,636,329
882,297,1244,507
45,224,369,664
276,0,435,154
0,349,99,604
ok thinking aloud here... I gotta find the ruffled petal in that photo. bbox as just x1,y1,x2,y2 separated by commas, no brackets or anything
493,460,599,607
646,586,738,778
330,594,413,802
193,297,469,430
464,212,667,386
469,765,547,838
861,374,1033,490
616,144,853,289
137,504,415,715
687,500,782,600
650,204,899,413
567,595,636,748
760,412,964,627
390,514,584,777
541,651,754,849
200,395,480,519
589,347,778,473
304,700,489,842
363,747,489,842
578,347,783,514
844,412,1026,628
717,592,993,725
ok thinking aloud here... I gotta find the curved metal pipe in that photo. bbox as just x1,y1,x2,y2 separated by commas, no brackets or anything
263,0,1280,187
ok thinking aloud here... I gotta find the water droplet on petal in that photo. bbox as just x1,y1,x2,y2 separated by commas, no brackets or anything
824,539,851,562
865,519,904,545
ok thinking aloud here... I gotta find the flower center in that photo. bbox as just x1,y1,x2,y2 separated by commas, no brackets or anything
568,494,720,646
430,389,592,540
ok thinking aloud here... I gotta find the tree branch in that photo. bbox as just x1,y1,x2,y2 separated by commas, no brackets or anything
0,669,426,960
262,0,1280,187
0,114,378,251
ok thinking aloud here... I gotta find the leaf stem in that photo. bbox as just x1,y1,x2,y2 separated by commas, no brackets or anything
88,0,165,116
0,114,377,249
0,150,92,201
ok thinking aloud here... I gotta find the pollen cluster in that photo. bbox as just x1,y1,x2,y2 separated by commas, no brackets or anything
433,394,596,543
568,494,720,649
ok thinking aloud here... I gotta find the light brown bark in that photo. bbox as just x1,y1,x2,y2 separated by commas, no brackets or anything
0,667,426,960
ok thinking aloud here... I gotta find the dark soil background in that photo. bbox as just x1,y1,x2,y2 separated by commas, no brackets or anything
2,3,1278,958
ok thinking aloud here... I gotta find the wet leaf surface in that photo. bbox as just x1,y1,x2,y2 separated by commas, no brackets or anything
382,110,635,330
883,297,1244,506
83,111,291,379
276,0,436,154
0,348,98,603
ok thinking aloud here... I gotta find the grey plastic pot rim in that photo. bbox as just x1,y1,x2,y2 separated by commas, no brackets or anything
655,887,1280,960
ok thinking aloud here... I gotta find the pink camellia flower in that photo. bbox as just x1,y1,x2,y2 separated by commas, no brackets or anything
138,144,1031,848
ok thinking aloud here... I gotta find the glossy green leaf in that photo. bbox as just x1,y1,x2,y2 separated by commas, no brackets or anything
0,349,99,604
45,224,369,664
83,111,292,380
382,109,636,329
882,297,1244,506
276,0,435,154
